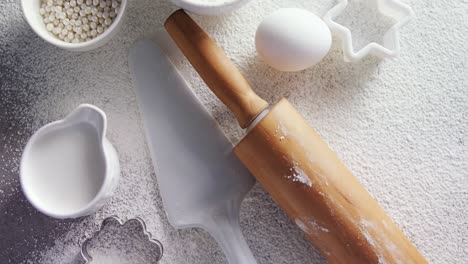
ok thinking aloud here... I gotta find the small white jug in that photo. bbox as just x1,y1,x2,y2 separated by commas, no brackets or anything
20,104,120,219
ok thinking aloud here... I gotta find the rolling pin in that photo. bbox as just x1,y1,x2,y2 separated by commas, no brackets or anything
165,10,427,264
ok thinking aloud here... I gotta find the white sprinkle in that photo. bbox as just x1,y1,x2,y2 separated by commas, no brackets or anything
39,0,116,43
46,23,54,31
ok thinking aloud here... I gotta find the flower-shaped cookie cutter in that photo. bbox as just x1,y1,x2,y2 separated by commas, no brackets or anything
323,0,415,62
81,216,164,263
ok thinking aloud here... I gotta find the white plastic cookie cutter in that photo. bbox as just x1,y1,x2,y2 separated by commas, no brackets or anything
323,0,415,62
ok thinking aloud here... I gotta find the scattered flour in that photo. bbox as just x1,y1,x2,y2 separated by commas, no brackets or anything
274,123,289,139
295,218,329,237
359,218,407,264
1,0,467,264
287,166,313,187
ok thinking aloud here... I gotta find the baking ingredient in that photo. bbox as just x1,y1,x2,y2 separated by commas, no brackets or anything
287,166,313,187
39,0,121,43
255,8,332,72
21,123,105,215
1,0,465,263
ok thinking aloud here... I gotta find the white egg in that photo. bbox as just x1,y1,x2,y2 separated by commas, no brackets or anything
255,8,332,72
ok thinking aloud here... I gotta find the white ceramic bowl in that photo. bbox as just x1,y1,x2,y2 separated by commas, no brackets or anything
170,0,252,15
21,0,127,51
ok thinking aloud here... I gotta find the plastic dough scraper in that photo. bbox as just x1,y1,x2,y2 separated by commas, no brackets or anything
129,39,257,264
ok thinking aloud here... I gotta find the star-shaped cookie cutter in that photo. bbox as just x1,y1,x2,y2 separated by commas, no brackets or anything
323,0,415,62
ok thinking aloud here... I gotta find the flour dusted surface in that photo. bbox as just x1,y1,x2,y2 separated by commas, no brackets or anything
0,0,467,263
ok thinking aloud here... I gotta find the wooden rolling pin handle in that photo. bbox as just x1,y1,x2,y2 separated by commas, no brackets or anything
164,10,269,129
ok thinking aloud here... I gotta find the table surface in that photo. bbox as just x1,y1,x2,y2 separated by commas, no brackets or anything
1,0,467,263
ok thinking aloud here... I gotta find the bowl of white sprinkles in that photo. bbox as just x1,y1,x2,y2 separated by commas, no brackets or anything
22,0,127,51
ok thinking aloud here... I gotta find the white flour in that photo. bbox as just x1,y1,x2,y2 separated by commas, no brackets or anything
295,218,329,237
287,166,313,187
1,0,467,263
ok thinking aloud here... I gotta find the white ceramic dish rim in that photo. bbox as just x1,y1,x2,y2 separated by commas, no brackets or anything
170,0,252,15
20,104,112,219
21,0,127,50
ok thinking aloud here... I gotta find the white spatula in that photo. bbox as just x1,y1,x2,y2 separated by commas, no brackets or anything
129,39,257,264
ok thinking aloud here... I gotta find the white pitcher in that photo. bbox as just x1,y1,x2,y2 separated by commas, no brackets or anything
20,104,120,219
